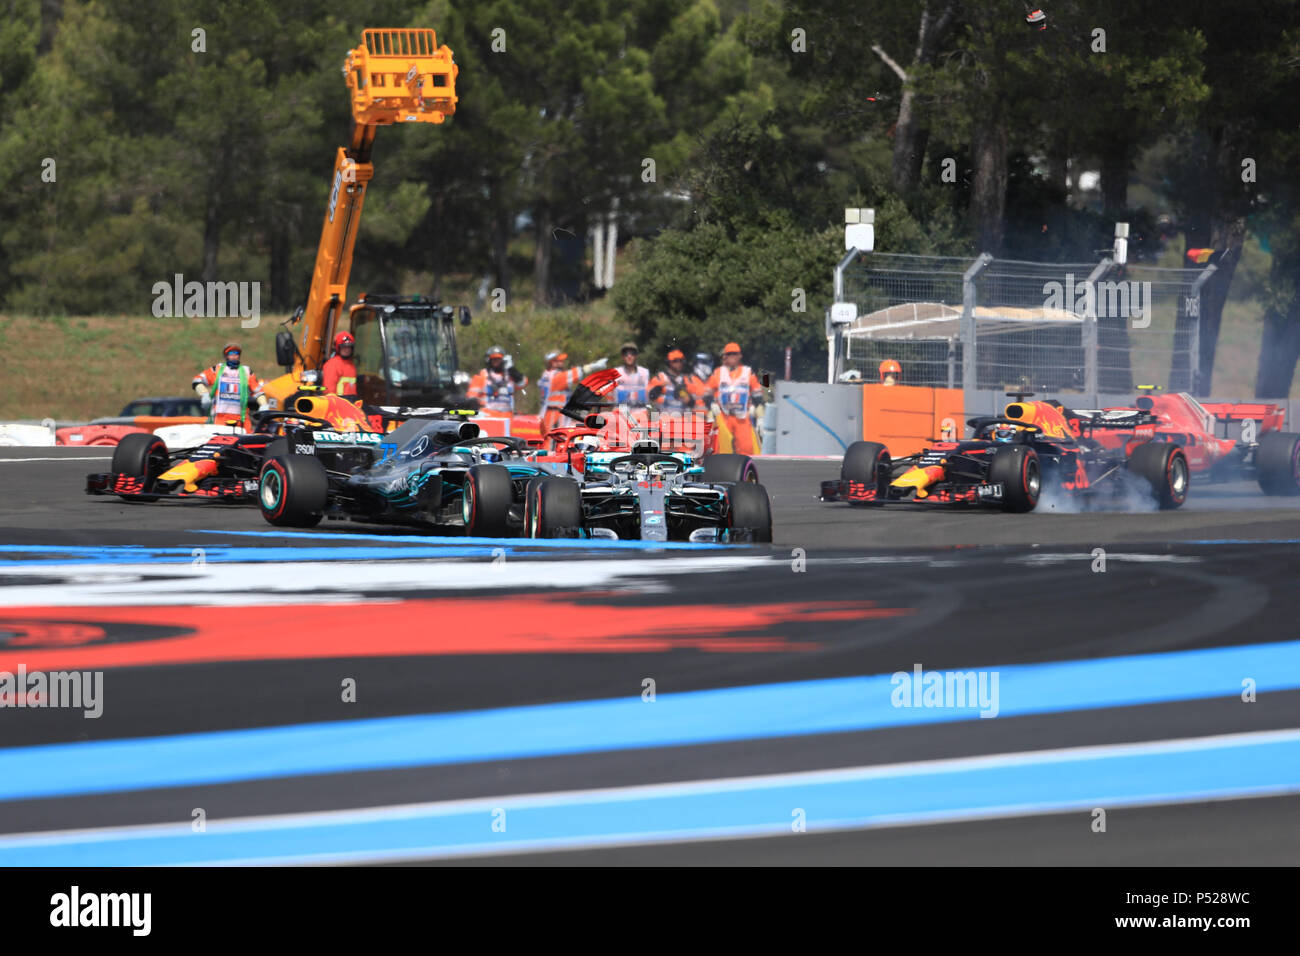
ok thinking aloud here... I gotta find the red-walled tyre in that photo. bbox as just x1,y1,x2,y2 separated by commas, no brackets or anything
528,476,583,538
988,445,1041,513
1127,442,1189,510
462,464,512,537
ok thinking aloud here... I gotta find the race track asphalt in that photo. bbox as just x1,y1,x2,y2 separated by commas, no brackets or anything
1,447,1298,865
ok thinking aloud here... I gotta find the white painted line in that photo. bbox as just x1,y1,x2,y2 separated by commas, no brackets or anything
0,456,112,462
0,555,774,606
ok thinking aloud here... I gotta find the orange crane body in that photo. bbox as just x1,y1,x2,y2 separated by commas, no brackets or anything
266,29,458,407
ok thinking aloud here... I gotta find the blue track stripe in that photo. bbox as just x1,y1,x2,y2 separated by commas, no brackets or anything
1,639,1297,803
2,731,1297,865
0,538,728,566
198,530,727,550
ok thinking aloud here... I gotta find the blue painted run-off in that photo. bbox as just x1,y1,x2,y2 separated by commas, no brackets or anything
1,638,1297,804
2,730,1297,865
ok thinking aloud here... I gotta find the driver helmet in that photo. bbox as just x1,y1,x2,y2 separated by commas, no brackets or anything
572,435,601,453
693,351,713,379
477,446,503,464
992,423,1022,443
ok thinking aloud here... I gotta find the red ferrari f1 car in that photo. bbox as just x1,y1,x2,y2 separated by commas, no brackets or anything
1069,390,1300,496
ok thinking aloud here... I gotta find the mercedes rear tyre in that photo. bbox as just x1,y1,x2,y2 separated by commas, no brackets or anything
726,482,773,543
1256,431,1300,496
463,464,512,537
259,454,329,527
521,475,547,533
988,445,1041,513
110,432,168,502
529,476,583,538
1127,441,1189,510
702,453,758,484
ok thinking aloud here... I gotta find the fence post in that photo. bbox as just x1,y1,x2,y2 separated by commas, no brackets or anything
1083,257,1111,400
1187,264,1216,396
829,247,860,383
961,253,994,392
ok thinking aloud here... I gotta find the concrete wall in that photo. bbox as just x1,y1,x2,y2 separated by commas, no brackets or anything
764,383,862,455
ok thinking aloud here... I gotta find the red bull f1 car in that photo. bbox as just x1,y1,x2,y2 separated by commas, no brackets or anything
85,393,383,502
820,396,1190,512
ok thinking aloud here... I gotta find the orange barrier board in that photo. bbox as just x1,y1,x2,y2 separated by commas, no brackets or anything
861,385,964,456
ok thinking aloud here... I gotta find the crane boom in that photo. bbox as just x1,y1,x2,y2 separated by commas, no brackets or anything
267,29,457,407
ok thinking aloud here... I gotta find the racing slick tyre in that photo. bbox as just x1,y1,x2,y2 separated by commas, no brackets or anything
1256,431,1300,496
521,475,548,533
259,454,328,527
726,482,773,543
529,477,583,538
840,441,890,505
987,445,1041,513
703,453,759,484
463,464,512,537
1127,442,1189,510
110,432,168,502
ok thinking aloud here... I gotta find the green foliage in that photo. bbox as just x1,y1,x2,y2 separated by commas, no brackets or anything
613,210,839,379
2,0,1300,393
456,301,632,412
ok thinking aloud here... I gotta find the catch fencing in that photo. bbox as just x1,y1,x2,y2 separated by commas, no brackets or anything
831,251,1215,397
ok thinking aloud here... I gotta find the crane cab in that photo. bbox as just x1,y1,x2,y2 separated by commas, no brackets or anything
348,294,472,408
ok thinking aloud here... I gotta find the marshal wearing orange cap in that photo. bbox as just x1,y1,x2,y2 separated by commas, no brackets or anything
648,348,707,413
879,358,901,386
704,342,765,454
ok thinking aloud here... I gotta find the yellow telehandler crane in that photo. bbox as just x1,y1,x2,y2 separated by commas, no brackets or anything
265,28,473,411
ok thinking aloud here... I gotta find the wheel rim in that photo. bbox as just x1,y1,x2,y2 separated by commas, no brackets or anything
462,482,474,526
261,470,282,511
1024,457,1040,498
1169,456,1188,497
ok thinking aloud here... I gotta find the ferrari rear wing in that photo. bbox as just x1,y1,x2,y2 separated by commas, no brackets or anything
1199,401,1286,431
